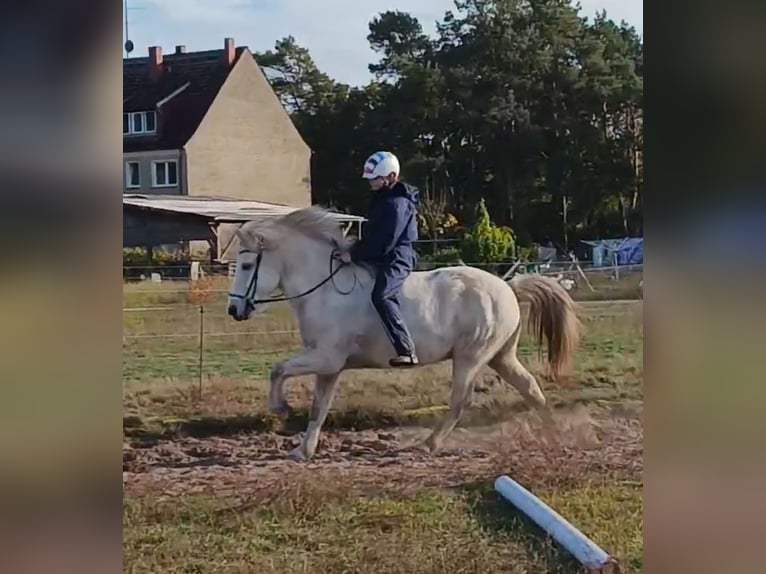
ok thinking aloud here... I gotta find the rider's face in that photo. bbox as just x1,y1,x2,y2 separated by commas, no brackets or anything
369,174,396,191
369,177,386,191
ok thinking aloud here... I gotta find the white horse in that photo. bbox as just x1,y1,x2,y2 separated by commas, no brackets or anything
227,206,582,460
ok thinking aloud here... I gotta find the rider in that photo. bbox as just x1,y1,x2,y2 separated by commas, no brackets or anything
344,151,420,368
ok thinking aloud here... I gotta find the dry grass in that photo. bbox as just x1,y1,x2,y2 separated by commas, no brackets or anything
123,406,643,573
123,282,643,573
124,480,642,574
568,269,643,301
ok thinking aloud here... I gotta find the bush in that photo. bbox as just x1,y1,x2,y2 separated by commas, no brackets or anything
460,198,516,265
124,247,196,281
187,276,221,305
418,247,463,267
123,247,190,267
515,245,539,262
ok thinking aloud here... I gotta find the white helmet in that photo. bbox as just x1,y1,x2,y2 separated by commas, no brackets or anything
361,151,400,179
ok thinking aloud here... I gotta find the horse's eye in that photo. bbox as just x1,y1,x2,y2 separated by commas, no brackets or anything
241,263,253,271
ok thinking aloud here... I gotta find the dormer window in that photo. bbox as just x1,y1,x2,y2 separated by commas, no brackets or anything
123,111,157,135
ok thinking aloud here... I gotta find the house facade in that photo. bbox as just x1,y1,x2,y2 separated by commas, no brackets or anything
123,38,311,207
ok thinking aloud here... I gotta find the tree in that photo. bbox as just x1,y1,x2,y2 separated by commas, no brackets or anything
254,1,643,249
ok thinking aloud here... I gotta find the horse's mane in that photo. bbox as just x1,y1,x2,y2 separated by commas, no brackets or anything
237,205,348,250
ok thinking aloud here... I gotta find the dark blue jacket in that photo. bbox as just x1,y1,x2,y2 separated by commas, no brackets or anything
350,181,419,271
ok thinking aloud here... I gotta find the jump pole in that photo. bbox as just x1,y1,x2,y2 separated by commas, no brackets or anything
494,475,620,573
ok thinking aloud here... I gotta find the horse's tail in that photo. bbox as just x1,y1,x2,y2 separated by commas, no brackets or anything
508,274,582,381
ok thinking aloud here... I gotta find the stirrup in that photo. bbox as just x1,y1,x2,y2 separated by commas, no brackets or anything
389,354,419,368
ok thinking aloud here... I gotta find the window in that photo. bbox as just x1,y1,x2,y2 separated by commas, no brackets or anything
132,113,143,133
123,111,157,135
152,160,178,187
125,161,140,189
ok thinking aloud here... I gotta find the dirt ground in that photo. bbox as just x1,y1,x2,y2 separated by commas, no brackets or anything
124,403,642,500
123,290,643,572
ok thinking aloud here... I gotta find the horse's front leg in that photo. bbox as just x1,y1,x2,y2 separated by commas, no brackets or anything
268,349,346,416
289,372,341,461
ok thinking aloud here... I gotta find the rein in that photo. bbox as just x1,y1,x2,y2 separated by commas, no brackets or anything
229,248,350,306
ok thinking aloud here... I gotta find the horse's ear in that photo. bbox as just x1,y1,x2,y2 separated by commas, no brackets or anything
341,235,357,249
235,226,261,249
234,226,249,244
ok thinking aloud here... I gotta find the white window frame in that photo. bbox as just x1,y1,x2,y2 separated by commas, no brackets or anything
125,161,141,189
151,160,178,188
123,111,157,136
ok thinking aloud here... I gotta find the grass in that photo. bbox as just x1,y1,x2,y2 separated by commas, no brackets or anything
566,269,643,301
124,479,643,574
123,280,643,573
123,292,642,437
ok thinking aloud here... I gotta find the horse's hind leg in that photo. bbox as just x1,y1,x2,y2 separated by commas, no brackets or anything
423,355,486,454
489,340,553,427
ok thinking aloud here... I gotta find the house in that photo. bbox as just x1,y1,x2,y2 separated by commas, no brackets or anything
123,38,311,207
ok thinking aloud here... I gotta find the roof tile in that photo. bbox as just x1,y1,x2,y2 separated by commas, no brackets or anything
123,46,247,152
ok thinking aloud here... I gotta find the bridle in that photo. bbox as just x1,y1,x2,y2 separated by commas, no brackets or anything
228,247,352,307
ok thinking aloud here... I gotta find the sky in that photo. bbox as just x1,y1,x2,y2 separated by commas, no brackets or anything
123,0,643,87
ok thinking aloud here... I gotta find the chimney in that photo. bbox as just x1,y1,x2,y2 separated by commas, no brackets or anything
148,45,163,80
223,37,235,65
175,45,187,54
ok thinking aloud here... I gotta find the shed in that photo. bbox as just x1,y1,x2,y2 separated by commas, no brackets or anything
123,194,365,261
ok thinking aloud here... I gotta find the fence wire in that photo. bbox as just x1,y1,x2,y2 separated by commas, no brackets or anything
123,262,642,395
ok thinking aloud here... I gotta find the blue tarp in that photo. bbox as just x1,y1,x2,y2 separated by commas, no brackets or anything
581,238,643,267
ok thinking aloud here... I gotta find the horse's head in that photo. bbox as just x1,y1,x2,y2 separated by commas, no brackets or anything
227,206,350,321
227,224,282,321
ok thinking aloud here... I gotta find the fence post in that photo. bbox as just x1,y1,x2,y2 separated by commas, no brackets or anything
198,305,204,399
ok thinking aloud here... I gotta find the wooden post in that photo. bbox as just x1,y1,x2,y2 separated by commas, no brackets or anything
197,305,204,400
207,239,216,265
145,244,154,277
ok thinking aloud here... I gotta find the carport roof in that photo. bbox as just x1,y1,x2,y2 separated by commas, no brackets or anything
123,194,365,224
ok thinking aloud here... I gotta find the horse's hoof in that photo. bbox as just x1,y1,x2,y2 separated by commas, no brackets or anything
269,403,293,420
423,435,444,454
287,447,309,462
